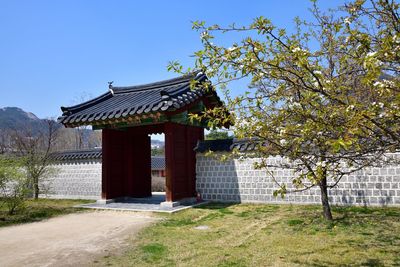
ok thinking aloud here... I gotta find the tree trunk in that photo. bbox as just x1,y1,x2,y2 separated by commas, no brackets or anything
33,176,39,199
319,176,333,221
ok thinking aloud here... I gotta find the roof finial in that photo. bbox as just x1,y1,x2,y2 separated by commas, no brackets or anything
108,81,114,95
108,81,114,89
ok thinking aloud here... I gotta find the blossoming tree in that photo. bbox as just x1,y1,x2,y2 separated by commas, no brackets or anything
169,0,400,220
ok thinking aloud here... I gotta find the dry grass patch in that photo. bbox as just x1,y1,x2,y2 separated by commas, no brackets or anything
101,203,400,267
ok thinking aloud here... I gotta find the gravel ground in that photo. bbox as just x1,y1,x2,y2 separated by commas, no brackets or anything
0,211,158,267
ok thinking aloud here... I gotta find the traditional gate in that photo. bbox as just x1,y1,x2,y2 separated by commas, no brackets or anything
58,72,227,205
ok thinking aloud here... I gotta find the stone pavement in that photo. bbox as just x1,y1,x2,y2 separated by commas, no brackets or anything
78,193,207,213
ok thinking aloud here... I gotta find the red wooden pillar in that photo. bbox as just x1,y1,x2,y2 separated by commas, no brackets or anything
164,122,204,202
129,133,152,197
102,129,151,200
186,125,204,198
102,129,126,199
101,129,110,199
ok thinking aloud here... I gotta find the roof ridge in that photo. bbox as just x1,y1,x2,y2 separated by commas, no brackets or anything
61,92,112,113
59,73,205,115
52,148,102,154
111,73,204,94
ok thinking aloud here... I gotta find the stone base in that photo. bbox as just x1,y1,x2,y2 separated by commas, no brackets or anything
96,198,116,204
160,197,197,208
97,195,152,204
160,201,181,208
178,197,197,205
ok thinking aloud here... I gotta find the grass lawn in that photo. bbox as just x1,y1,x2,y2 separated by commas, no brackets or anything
102,203,400,267
0,198,92,227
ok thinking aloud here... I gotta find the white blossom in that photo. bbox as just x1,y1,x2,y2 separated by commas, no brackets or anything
316,161,327,167
393,35,400,44
346,105,355,112
292,102,301,108
313,70,322,75
200,31,209,39
280,139,288,146
373,81,384,88
382,79,395,87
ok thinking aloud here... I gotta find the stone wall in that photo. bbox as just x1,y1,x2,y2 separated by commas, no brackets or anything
40,159,166,200
40,159,102,200
196,153,400,206
40,149,400,206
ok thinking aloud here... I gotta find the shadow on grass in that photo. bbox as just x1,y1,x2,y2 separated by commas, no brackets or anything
162,202,237,227
194,202,237,211
0,206,87,227
0,199,91,227
331,205,400,229
292,258,385,267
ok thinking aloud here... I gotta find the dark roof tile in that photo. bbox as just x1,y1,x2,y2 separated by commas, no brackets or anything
59,72,223,127
195,138,266,153
50,148,165,170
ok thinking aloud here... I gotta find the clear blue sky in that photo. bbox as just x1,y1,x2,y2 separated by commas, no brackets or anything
0,0,345,119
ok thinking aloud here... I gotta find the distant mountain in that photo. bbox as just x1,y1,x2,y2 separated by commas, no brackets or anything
0,107,100,150
0,107,165,148
151,139,165,148
0,107,49,133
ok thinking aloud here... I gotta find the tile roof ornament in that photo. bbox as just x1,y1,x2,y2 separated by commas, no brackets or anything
107,81,114,96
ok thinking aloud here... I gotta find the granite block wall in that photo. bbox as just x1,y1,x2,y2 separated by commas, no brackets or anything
40,152,400,206
40,159,102,200
196,153,400,206
40,160,166,199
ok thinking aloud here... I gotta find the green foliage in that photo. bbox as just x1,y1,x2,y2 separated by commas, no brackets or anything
168,0,400,220
151,147,164,156
205,129,233,140
0,156,30,215
12,119,59,199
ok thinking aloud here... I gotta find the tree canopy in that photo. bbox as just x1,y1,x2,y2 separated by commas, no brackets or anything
169,0,400,220
205,130,233,140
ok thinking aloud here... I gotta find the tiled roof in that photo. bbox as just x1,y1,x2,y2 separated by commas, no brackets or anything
50,148,102,161
50,148,165,169
58,72,222,127
151,156,165,170
195,138,266,153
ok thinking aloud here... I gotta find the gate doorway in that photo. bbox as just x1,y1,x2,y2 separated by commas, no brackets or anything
58,72,229,206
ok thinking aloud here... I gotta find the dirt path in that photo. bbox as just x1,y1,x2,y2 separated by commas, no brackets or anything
0,211,158,267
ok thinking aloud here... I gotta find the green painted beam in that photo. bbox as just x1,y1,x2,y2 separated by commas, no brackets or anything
92,102,209,130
